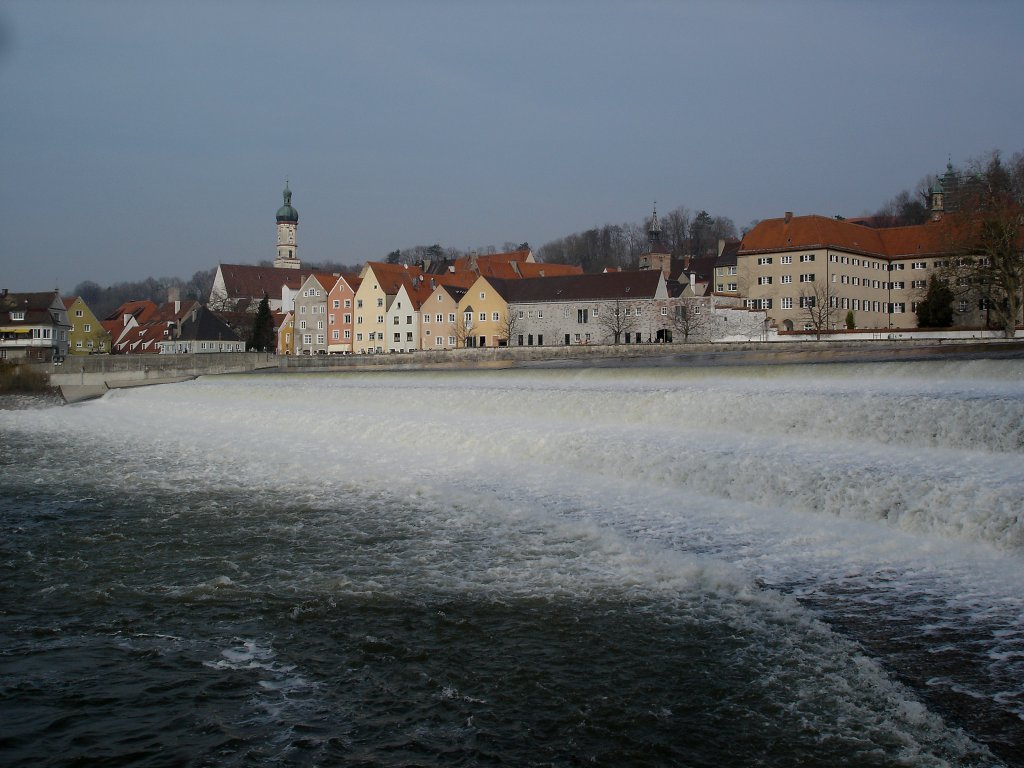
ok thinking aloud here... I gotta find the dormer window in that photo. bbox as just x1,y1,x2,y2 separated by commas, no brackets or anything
9,311,24,321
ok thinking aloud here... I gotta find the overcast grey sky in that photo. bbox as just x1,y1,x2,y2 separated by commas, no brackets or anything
2,0,1022,292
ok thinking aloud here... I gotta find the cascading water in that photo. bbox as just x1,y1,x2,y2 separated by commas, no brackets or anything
1,358,1021,766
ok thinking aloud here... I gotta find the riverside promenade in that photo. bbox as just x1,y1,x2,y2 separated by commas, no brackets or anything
42,338,1024,402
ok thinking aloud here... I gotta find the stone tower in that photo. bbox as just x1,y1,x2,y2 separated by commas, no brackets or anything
638,203,672,278
274,182,301,269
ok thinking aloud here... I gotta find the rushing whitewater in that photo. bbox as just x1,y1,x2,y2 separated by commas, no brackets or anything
1,359,1022,766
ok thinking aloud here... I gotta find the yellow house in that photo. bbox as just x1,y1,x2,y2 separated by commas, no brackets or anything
277,311,294,355
63,296,111,354
459,276,512,347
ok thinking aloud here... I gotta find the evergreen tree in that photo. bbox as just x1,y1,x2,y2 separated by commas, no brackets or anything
915,277,954,328
249,294,276,352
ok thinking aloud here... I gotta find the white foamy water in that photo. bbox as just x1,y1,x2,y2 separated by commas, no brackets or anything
2,358,1022,764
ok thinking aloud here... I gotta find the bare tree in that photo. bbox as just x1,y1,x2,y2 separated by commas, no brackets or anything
453,310,476,348
799,281,838,340
943,151,1024,338
596,299,639,344
499,305,521,346
672,299,710,342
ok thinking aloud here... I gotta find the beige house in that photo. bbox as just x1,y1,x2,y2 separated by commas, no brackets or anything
419,277,473,351
352,263,424,354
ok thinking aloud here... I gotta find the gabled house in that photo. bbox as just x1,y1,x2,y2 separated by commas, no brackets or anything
63,296,111,355
353,263,424,354
292,272,340,355
155,305,244,354
326,274,361,354
419,274,476,351
0,289,70,361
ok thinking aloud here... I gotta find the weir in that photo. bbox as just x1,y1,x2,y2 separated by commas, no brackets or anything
41,339,1024,402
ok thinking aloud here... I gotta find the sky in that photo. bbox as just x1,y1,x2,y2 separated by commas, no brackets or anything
2,0,1023,292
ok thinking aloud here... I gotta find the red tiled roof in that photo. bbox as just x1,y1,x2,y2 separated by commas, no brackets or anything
740,214,954,259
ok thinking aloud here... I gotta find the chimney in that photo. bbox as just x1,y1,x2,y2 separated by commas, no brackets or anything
784,211,793,223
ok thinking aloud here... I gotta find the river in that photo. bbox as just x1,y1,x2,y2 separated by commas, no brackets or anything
1,358,1022,766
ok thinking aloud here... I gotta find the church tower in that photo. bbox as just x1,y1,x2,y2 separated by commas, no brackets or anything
274,182,301,269
638,203,672,278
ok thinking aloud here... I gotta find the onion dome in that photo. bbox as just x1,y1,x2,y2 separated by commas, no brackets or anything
276,182,299,223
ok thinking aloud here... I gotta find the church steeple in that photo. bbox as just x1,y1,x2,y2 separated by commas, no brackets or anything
274,182,301,269
639,202,672,277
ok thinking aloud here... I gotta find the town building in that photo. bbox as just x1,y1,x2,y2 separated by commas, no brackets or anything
486,270,673,346
734,212,987,332
63,296,110,355
326,274,361,354
0,290,70,361
291,272,342,355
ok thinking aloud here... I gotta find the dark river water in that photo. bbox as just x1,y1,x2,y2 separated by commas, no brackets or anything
1,359,1022,766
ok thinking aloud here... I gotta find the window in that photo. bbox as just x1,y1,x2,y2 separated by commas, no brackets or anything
357,299,363,308
436,314,443,323
377,298,384,307
448,336,456,346
329,314,335,325
892,282,905,290
799,274,815,282
344,330,350,339
661,307,668,316
781,297,793,309
356,316,363,324
757,257,773,265
299,320,306,330
377,315,384,324
303,334,312,344
345,299,352,308
800,254,815,262
577,308,588,323
831,254,840,263
492,312,499,321
393,316,400,325
727,282,738,292
317,334,325,344
448,313,455,323
911,280,926,289
356,333,363,341
518,310,524,319
563,308,570,318
892,263,905,271
333,300,340,308
912,262,927,270
479,312,486,322
300,306,306,314
75,309,84,317
83,324,91,332
332,330,340,340
344,314,351,324
893,303,906,314
799,296,815,308
781,275,792,284
436,336,444,346
394,333,401,342
728,266,737,275
780,255,792,264
479,292,485,300
758,276,772,285
959,300,968,313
